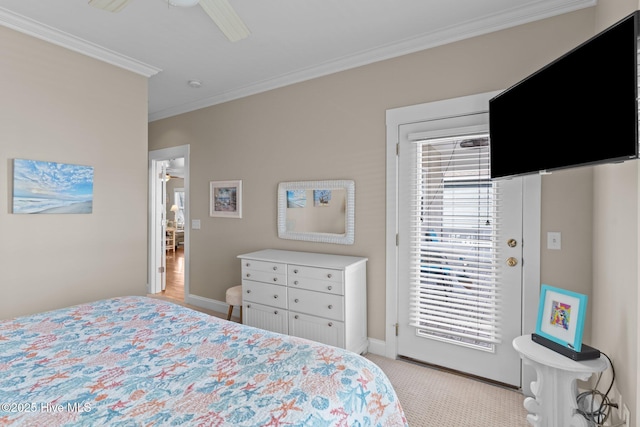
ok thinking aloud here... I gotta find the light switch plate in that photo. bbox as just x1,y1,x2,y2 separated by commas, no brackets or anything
547,232,561,250
192,219,201,230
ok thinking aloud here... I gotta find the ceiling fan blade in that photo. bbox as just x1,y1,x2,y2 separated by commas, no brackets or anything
88,0,132,13
199,0,250,42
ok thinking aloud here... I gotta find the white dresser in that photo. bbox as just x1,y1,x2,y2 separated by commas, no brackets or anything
238,249,368,354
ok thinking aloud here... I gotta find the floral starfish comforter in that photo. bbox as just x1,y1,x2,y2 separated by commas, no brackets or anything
0,296,407,426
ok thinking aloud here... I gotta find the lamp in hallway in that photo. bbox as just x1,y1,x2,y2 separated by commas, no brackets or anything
170,204,179,226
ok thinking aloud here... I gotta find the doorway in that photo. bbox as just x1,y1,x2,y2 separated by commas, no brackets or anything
164,175,185,300
385,92,541,391
149,145,190,302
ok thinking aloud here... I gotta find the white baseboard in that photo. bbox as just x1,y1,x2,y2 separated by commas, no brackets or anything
185,293,234,317
367,338,387,356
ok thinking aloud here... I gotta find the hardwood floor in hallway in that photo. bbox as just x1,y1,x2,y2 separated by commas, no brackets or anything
149,246,232,320
162,245,184,301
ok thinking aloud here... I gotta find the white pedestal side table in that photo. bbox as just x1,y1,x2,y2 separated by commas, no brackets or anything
512,334,608,427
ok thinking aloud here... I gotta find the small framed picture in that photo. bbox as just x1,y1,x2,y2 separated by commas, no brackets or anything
313,189,331,207
210,180,242,218
286,190,306,208
535,284,588,351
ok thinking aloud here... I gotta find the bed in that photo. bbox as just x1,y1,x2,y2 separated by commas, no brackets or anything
0,296,407,426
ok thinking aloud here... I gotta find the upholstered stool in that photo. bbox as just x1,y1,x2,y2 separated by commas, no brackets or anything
225,285,242,322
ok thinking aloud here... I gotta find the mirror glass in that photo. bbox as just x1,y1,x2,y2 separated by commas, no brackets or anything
277,180,355,245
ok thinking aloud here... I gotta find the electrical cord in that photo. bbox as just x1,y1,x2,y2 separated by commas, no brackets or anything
576,352,623,427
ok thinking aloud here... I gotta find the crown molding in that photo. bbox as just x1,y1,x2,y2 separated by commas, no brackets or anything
148,0,595,121
0,7,161,77
0,0,596,121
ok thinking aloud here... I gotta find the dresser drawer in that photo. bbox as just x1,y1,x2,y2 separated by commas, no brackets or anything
242,270,286,285
242,259,286,277
288,288,344,321
288,312,345,349
244,302,288,335
242,280,287,309
241,259,286,285
288,265,343,295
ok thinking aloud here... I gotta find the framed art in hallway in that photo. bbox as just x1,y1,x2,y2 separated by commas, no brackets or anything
12,158,93,214
535,284,587,351
210,180,242,218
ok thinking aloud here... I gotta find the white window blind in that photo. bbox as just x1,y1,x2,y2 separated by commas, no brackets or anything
407,133,502,350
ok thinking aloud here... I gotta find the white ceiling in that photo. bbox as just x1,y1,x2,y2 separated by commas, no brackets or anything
0,0,595,122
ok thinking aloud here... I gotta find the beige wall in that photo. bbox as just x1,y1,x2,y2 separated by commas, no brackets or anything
592,162,638,426
0,26,149,319
540,167,594,339
591,3,639,426
149,9,595,340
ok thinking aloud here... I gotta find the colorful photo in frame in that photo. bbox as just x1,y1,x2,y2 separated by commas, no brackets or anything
12,158,93,214
535,284,588,351
210,180,242,218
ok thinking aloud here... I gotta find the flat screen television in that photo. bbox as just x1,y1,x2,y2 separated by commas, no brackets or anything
489,11,640,179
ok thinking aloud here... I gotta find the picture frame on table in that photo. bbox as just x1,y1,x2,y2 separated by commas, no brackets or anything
210,180,242,218
535,284,588,352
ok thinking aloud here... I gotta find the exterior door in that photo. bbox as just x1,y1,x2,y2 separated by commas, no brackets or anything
396,119,524,387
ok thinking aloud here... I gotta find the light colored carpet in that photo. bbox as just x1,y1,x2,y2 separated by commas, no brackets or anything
365,354,529,427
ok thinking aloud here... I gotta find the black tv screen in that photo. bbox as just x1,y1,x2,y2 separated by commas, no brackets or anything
489,11,639,179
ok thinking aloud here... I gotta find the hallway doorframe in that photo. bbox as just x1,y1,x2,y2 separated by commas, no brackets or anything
148,145,190,299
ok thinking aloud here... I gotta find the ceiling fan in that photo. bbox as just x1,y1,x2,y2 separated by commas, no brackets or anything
88,0,251,42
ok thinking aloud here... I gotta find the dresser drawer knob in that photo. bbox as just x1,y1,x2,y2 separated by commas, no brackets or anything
328,322,333,327
246,273,251,278
294,315,299,319
274,310,279,315
273,295,278,299
293,269,298,274
294,281,299,285
294,299,299,303
328,305,333,309
247,304,251,308
273,266,278,271
327,274,332,279
245,262,250,267
327,286,332,290
273,277,278,282
246,289,251,293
